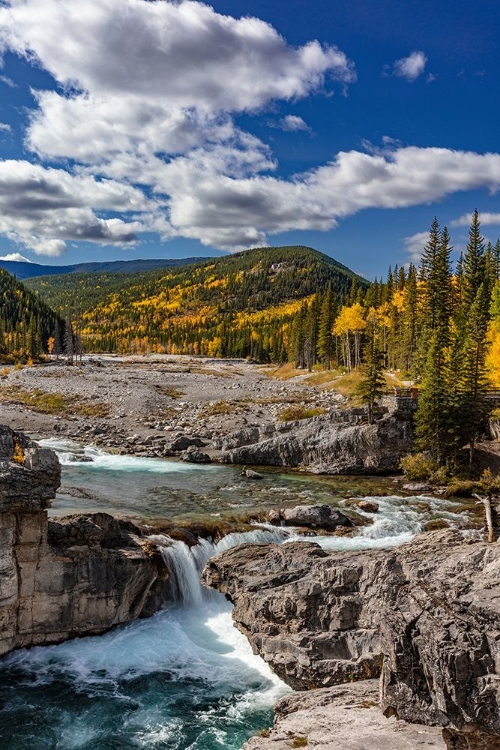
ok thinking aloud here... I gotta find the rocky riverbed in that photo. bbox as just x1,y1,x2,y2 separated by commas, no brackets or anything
0,355,415,475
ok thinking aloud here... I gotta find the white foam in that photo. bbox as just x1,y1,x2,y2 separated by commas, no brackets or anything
38,438,213,473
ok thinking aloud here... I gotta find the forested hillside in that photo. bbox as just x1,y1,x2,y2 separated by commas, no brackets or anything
0,268,63,362
27,246,368,360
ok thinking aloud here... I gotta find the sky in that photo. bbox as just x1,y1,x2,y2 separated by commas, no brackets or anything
0,0,500,278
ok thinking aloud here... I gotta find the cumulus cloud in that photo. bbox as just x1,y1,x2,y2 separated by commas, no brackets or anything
404,231,429,262
0,160,147,255
0,252,32,262
269,115,312,132
0,123,11,132
392,51,427,81
143,146,500,250
1,2,500,258
451,212,500,227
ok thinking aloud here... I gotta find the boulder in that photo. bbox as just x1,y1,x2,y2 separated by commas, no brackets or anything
281,504,353,530
219,411,413,474
356,500,379,513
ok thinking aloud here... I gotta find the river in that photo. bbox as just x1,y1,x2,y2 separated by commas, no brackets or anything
0,441,472,749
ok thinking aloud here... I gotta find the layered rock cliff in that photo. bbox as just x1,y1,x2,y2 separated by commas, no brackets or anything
215,409,413,474
0,425,167,657
203,531,500,750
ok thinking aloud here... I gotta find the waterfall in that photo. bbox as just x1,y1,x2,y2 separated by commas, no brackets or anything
150,526,294,607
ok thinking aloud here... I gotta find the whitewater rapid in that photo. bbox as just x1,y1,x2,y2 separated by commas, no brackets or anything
0,438,470,749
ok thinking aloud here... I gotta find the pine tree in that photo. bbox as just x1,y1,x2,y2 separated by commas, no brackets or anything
461,209,486,311
357,314,385,424
317,286,336,369
458,282,491,469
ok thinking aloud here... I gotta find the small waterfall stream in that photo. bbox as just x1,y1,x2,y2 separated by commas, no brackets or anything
150,527,294,607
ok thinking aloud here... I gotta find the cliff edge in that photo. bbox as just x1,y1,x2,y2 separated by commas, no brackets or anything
0,425,166,657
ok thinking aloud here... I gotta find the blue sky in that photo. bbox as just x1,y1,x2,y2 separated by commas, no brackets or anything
0,0,499,278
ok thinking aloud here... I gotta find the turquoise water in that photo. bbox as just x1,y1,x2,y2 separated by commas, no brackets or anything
0,441,472,749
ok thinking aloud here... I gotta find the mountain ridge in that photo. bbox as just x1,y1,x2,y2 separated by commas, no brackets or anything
0,256,211,280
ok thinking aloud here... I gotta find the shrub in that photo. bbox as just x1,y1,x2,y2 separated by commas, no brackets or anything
291,739,308,748
400,452,436,481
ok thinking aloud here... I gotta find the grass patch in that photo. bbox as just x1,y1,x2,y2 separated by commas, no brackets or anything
268,363,303,380
201,400,237,418
0,386,110,418
157,386,184,399
290,738,308,748
325,370,364,400
279,405,324,422
304,370,342,386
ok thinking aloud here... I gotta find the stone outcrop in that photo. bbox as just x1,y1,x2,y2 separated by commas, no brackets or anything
0,425,167,658
203,531,500,749
274,504,353,531
244,681,445,750
217,409,413,474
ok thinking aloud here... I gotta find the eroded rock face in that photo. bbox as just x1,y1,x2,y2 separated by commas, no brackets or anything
203,531,500,749
0,426,167,658
218,411,413,474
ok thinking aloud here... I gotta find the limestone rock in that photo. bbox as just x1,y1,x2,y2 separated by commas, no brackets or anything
244,681,445,750
219,411,413,474
0,425,167,658
203,531,500,749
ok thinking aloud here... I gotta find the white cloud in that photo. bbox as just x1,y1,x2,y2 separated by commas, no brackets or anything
393,51,427,82
0,252,32,262
0,160,148,255
0,2,500,258
451,212,500,227
0,123,11,132
269,115,311,132
141,146,500,250
404,231,429,262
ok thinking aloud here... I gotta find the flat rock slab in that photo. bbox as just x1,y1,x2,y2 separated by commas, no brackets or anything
244,682,445,749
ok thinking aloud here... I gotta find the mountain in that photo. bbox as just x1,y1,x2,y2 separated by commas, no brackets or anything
0,268,64,361
0,257,211,281
26,245,369,361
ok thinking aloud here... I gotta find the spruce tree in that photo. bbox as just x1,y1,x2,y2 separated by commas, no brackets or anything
317,286,336,369
458,282,491,469
357,314,385,424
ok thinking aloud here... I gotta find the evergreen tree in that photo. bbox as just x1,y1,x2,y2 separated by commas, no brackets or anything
458,282,491,469
461,209,486,311
317,286,336,369
357,314,385,424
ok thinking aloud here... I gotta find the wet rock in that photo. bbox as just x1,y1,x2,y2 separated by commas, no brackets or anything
281,504,353,531
356,500,380,513
182,447,212,463
242,469,263,479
